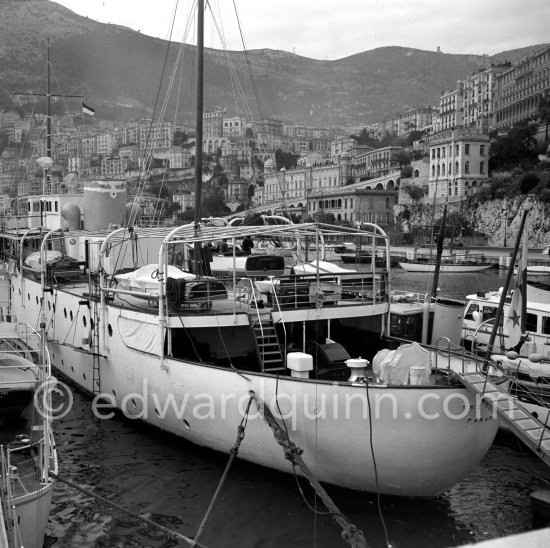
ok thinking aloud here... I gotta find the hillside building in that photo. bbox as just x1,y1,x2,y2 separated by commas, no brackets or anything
428,128,489,203
494,45,550,131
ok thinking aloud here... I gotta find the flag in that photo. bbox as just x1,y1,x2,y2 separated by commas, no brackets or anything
504,232,528,348
82,103,95,116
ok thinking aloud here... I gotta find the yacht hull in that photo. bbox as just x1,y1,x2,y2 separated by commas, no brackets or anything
14,276,498,497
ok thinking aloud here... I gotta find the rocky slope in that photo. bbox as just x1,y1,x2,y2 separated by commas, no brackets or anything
0,0,548,125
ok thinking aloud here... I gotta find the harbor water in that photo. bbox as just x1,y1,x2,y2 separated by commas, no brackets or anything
46,266,550,547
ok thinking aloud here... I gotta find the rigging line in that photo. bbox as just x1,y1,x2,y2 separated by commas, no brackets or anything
364,382,390,547
231,0,265,121
206,2,254,121
130,0,180,206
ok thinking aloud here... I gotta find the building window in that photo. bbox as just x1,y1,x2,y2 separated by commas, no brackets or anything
465,161,470,174
431,149,435,159
432,165,435,177
455,144,459,155
455,161,459,174
442,164,446,175
480,161,485,174
465,144,470,155
480,144,485,156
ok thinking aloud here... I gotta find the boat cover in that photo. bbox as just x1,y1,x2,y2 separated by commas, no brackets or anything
115,264,195,293
24,250,63,271
373,342,432,385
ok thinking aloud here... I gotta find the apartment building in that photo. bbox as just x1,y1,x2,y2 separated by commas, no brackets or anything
307,189,397,225
352,146,403,180
462,65,508,132
260,155,352,206
436,85,464,132
428,128,489,202
494,45,550,131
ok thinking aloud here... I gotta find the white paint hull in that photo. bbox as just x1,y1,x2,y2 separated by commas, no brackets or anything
13,275,499,497
11,482,55,548
399,262,493,273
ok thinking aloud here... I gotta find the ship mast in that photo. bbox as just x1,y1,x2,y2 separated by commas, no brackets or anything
194,0,204,234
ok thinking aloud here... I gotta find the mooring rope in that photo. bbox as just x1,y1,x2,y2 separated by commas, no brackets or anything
49,471,206,547
249,390,370,548
192,395,254,546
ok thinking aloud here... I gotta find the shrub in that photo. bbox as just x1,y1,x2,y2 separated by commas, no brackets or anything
520,171,540,194
400,165,413,178
402,185,424,200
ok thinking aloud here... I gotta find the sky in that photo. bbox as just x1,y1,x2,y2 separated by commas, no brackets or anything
53,0,550,61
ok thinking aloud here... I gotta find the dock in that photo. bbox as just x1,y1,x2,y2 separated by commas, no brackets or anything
388,245,550,269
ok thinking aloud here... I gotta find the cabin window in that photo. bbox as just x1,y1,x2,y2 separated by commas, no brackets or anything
482,306,497,323
542,316,550,335
526,313,538,333
464,304,479,321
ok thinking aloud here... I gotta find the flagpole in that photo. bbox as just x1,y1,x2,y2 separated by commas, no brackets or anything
483,209,529,361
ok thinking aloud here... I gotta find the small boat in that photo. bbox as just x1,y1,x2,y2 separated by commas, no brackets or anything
399,260,493,273
0,322,57,548
515,265,550,278
462,290,550,353
527,279,550,302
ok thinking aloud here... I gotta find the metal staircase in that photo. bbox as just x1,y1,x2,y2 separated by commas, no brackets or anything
251,314,285,372
458,371,550,465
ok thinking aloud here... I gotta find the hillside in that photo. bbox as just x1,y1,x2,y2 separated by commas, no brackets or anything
0,0,548,126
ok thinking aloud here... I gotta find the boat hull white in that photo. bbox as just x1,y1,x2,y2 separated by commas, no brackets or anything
14,277,498,497
12,482,55,548
399,262,493,273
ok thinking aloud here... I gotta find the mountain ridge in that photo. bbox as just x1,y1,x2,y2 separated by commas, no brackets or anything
1,0,548,127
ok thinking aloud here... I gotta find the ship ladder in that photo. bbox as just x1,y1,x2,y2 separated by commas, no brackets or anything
250,313,285,372
457,371,550,465
89,275,101,395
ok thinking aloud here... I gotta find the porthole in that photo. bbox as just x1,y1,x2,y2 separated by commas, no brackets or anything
70,311,73,321
64,308,67,319
83,316,87,328
48,301,51,311
90,319,94,330
108,324,113,337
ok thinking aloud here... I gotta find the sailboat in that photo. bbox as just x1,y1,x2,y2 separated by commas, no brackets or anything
0,322,58,548
0,2,499,497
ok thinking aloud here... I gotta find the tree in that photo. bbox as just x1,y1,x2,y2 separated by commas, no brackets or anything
172,131,188,147
275,148,299,170
489,120,538,170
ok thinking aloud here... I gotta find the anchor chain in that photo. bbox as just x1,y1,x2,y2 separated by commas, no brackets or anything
249,390,370,548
